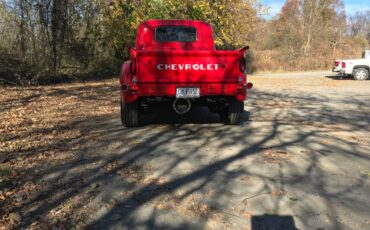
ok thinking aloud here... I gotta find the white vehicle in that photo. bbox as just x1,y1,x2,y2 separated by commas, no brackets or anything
333,50,370,80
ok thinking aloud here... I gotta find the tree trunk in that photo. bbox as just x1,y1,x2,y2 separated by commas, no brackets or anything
51,0,68,76
19,0,26,56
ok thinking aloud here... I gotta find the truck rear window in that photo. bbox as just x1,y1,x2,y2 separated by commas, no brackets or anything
155,26,197,42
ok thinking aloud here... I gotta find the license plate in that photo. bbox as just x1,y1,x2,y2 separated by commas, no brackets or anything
176,87,200,98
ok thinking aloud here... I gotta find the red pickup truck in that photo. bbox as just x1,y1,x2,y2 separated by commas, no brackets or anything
120,20,253,127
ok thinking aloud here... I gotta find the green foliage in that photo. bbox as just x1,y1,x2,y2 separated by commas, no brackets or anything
102,0,262,58
0,0,118,85
0,0,266,85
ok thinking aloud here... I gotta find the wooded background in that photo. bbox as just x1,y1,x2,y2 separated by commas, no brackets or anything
0,0,369,85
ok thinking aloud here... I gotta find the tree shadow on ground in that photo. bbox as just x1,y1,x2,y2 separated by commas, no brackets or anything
1,83,370,229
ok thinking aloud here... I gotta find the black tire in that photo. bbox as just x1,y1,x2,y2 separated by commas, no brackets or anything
223,100,244,125
353,68,369,80
121,100,140,127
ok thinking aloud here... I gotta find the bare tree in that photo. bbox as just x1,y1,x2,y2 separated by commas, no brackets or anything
348,10,370,43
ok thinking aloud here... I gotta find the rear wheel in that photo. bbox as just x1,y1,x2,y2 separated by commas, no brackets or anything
223,100,244,125
353,68,369,80
121,100,140,127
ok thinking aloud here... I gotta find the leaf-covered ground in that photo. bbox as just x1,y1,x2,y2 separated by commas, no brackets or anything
0,80,119,229
1,73,370,230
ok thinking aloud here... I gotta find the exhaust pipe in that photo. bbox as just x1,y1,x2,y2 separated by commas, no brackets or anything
173,98,192,115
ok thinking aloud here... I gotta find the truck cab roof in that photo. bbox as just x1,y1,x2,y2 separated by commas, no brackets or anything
135,20,215,51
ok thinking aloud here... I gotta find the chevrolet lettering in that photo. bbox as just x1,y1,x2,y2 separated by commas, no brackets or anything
157,64,220,71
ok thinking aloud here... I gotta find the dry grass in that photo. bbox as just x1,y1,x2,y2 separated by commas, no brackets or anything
254,38,365,73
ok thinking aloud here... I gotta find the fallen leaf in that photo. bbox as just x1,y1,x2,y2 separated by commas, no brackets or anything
243,211,252,218
240,176,250,181
9,212,22,226
360,171,370,177
89,183,100,189
289,197,299,201
270,190,287,196
5,191,14,196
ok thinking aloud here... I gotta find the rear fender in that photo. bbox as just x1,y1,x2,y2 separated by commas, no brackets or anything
129,48,137,75
239,46,250,74
237,46,251,101
120,61,138,104
353,65,370,72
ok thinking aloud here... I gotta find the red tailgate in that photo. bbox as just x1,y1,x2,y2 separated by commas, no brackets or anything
136,50,243,84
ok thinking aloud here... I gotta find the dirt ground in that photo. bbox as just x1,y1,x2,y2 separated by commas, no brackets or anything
1,72,369,230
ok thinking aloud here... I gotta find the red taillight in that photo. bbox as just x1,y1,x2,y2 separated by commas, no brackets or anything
335,61,340,67
341,62,346,68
